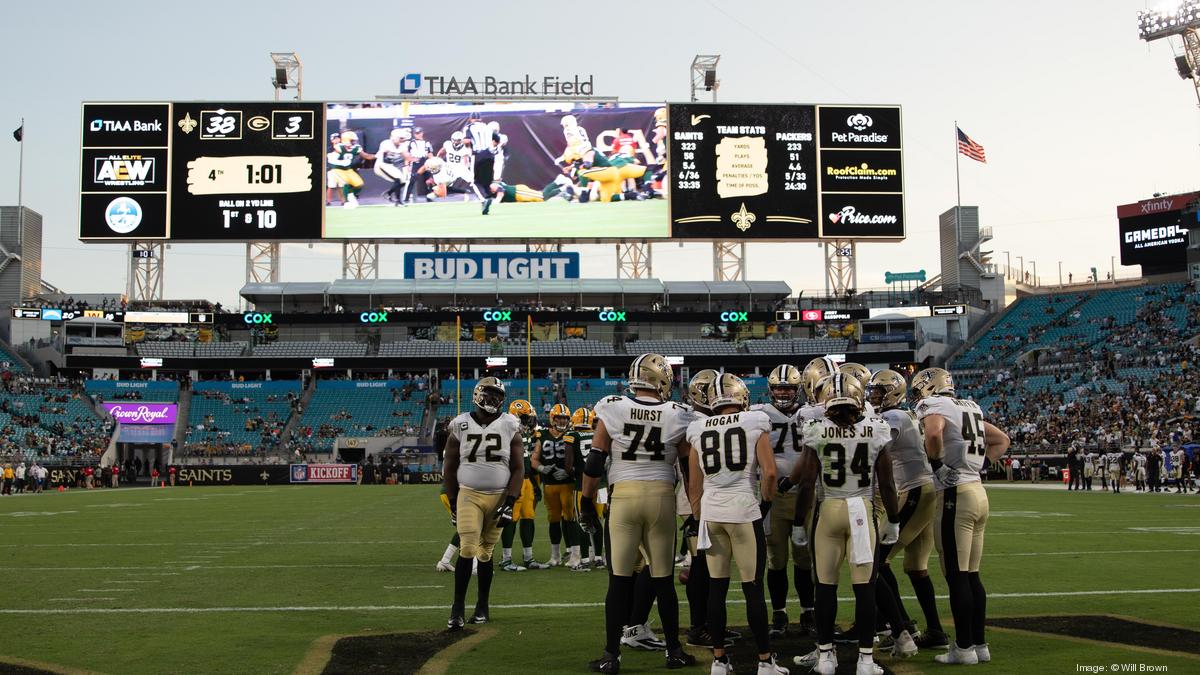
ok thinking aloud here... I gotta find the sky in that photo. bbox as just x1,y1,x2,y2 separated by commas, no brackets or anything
1,0,1196,307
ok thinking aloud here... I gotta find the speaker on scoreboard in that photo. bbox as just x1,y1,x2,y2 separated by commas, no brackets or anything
1176,55,1193,79
704,69,717,89
275,66,289,87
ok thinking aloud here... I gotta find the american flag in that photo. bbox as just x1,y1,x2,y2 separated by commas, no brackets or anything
957,127,986,163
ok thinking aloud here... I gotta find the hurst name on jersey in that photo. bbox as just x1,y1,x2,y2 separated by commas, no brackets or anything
450,411,521,493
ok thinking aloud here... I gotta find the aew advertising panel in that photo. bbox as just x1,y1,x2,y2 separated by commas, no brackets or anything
667,103,904,240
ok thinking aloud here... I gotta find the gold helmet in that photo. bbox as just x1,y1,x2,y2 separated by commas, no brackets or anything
550,403,572,431
821,372,865,412
767,364,802,410
508,398,535,425
653,107,667,125
707,373,750,412
472,377,506,414
687,369,720,411
910,367,955,401
571,407,595,430
802,356,840,403
628,353,673,400
867,369,907,410
839,362,871,388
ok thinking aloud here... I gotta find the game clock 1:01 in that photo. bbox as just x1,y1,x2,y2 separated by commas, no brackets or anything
167,102,325,241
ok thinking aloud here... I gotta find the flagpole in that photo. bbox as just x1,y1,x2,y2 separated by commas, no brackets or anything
17,117,23,210
954,120,961,224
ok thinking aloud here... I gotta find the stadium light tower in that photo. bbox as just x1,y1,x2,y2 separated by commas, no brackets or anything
1138,1,1200,106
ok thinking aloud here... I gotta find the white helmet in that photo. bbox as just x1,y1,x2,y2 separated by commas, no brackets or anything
560,114,578,129
450,131,465,148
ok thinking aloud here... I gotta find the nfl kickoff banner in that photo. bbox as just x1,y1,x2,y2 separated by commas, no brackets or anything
404,252,580,280
290,463,359,483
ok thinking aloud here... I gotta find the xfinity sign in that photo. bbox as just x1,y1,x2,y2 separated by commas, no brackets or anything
405,252,579,280
398,73,596,98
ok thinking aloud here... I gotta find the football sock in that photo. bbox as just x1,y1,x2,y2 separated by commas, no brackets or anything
874,570,907,638
451,533,460,547
967,572,987,646
605,574,636,654
569,545,581,562
767,568,789,611
879,564,912,625
501,548,512,563
794,564,815,609
651,575,682,650
452,555,473,610
563,521,577,548
580,526,591,559
519,519,535,549
858,647,875,665
946,571,974,649
815,583,838,645
686,551,710,628
439,544,458,565
522,546,533,561
706,576,731,653
852,582,876,650
501,522,516,550
908,571,944,633
630,567,655,626
550,522,562,547
551,543,561,561
742,580,770,654
592,531,604,558
475,559,494,610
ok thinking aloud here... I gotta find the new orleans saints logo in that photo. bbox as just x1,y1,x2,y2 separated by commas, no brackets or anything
732,202,756,232
178,113,198,134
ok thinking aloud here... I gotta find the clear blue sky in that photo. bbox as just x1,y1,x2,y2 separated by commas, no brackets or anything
0,0,1194,306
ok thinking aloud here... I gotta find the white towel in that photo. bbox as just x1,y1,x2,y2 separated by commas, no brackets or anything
696,519,713,551
846,498,873,566
597,488,609,505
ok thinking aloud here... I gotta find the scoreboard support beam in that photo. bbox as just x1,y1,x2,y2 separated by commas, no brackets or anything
824,240,857,297
1184,29,1200,107
615,243,652,278
342,242,379,279
435,243,470,253
128,242,164,301
713,241,746,281
527,243,562,253
246,242,281,284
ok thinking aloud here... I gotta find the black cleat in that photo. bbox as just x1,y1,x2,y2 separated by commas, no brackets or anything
665,648,696,669
446,607,465,632
799,609,816,634
769,609,788,637
481,198,493,215
588,651,621,673
832,624,860,644
725,628,742,641
915,628,951,649
685,627,734,648
467,606,490,624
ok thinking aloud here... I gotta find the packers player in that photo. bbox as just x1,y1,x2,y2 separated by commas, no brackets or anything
685,374,788,675
532,403,581,568
567,407,605,569
327,130,375,209
911,368,1010,665
783,374,901,675
481,179,574,215
435,483,462,572
498,399,549,571
441,378,525,630
581,353,696,672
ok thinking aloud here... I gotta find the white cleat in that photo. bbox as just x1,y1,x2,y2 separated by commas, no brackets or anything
757,653,790,673
890,630,919,658
856,658,884,675
935,644,980,665
974,643,991,663
710,657,734,675
621,623,667,651
548,557,562,567
344,193,358,209
813,649,837,675
435,560,454,572
793,648,820,668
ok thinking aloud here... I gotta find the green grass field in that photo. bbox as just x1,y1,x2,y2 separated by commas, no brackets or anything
323,198,668,240
1,484,1197,674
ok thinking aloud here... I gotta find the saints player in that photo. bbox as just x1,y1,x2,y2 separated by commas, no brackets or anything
750,364,815,638
685,373,789,675
327,130,376,209
912,367,1010,665
784,374,901,675
432,131,487,201
581,353,696,672
498,399,549,571
869,369,944,652
567,407,605,569
532,403,581,568
373,128,411,204
681,369,723,648
1135,450,1148,492
441,378,525,630
1108,449,1123,493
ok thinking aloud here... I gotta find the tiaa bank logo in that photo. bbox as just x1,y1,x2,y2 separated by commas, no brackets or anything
104,197,143,234
400,73,422,94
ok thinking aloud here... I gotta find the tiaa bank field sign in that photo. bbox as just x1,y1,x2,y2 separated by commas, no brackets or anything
404,252,580,280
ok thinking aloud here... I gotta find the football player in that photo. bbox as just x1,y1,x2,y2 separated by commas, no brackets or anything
399,126,434,204
1108,449,1123,493
1134,450,1148,492
681,369,723,649
326,133,346,206
373,128,411,204
481,180,573,216
685,373,789,675
560,114,596,167
498,399,549,571
869,369,943,652
581,353,696,672
783,374,901,675
327,130,375,209
532,403,582,568
435,483,462,572
800,357,840,422
912,368,1010,665
441,378,525,630
567,407,605,568
434,131,486,201
750,364,815,638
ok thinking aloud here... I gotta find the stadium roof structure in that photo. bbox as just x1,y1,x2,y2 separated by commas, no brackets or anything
240,279,791,311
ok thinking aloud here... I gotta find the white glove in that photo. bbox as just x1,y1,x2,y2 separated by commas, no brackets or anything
790,525,808,547
551,468,570,481
880,521,900,545
934,464,957,487
537,464,553,476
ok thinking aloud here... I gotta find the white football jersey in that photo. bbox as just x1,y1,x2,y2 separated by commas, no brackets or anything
750,403,802,477
880,407,932,492
442,141,474,171
914,395,987,486
564,125,592,152
687,410,771,523
450,411,521,493
376,139,408,167
595,395,690,484
802,414,893,500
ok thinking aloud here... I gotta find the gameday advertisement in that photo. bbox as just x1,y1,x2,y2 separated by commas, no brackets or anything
323,101,668,240
1116,191,1196,270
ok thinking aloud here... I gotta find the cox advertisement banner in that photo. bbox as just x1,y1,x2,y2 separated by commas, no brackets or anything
290,463,359,483
404,252,580,280
101,403,178,424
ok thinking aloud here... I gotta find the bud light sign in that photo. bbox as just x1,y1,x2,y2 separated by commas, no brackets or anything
102,403,178,424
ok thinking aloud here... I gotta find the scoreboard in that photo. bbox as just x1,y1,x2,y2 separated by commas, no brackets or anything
668,103,904,240
80,102,324,241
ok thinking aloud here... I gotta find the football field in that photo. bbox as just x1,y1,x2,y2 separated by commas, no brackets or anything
323,199,669,240
1,484,1197,674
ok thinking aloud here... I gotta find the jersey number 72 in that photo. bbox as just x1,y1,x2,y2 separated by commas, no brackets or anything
466,433,503,462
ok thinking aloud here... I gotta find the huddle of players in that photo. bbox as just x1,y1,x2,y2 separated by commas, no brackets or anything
1078,448,1193,493
439,354,1010,675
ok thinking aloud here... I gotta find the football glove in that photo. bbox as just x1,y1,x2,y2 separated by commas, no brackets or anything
532,485,542,504
934,464,958,487
681,515,699,538
551,467,570,481
537,464,553,476
880,520,900,545
579,496,601,535
449,504,458,527
790,525,809,547
777,476,795,494
494,496,516,529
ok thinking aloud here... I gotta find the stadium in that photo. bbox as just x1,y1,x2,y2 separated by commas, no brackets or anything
3,3,1200,674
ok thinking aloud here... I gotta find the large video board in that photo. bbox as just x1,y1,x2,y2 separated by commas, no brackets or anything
1116,191,1196,271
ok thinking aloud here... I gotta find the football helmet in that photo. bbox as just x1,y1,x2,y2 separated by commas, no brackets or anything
821,373,865,412
767,364,802,411
802,356,839,404
653,107,667,125
450,131,466,149
867,369,907,410
508,399,536,430
550,403,572,431
340,130,358,145
628,353,673,400
911,367,955,401
839,362,871,388
423,156,444,173
571,407,595,430
560,114,578,129
707,373,750,412
687,369,720,411
472,377,506,414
